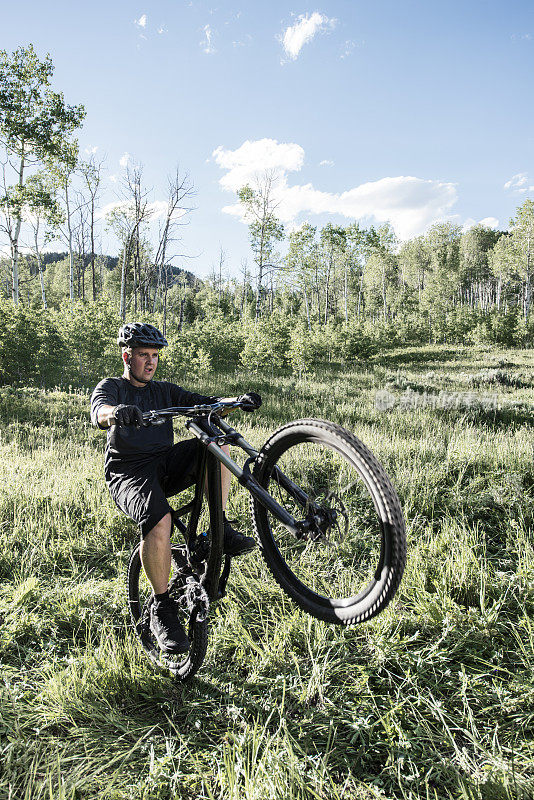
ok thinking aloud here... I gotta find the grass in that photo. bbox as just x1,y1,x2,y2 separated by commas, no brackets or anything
0,344,532,799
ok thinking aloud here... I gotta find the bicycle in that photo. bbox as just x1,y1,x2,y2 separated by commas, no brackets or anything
126,400,407,681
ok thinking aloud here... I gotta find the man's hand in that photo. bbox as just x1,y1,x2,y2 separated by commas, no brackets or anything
238,392,262,412
112,404,144,427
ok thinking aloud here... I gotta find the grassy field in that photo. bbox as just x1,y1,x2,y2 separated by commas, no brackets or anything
0,344,532,800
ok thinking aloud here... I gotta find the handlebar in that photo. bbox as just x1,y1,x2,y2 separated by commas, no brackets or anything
142,398,245,426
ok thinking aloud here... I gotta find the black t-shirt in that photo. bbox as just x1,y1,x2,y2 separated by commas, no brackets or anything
90,377,217,472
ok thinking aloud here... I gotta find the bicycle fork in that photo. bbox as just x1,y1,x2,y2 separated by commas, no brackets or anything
185,416,310,539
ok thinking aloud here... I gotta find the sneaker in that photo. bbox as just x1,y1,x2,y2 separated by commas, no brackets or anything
223,518,256,556
150,597,190,654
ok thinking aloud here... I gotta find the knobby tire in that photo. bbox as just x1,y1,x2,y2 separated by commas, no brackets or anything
251,419,406,625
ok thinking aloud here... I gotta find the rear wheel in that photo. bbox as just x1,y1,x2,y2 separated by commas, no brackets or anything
126,452,225,681
127,543,208,681
251,419,406,625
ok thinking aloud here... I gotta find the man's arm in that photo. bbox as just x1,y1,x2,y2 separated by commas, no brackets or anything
96,404,118,428
90,378,120,429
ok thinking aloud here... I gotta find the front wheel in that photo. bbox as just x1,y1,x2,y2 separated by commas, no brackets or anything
251,419,406,625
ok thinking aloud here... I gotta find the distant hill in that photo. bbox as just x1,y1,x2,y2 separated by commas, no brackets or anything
2,251,199,287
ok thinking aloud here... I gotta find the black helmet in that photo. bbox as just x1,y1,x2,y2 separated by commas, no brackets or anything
117,322,168,349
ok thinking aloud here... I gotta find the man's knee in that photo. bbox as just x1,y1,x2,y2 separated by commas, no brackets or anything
145,512,172,543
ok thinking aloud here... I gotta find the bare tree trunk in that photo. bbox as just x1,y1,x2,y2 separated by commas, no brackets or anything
163,266,168,336
119,239,131,322
34,220,47,309
90,200,96,301
303,284,311,331
63,179,75,304
10,153,26,305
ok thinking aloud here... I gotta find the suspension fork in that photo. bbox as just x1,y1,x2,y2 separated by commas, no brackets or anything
215,416,314,511
186,417,310,537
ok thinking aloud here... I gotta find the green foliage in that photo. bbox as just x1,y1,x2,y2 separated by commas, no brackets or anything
288,323,323,374
0,43,85,164
240,317,290,372
0,300,64,385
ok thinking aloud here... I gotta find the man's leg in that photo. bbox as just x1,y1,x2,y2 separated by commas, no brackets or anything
140,512,172,594
106,469,189,654
141,512,189,654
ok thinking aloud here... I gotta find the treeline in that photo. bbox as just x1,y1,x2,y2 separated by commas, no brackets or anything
0,296,530,391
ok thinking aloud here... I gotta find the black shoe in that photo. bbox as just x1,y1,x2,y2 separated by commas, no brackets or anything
223,518,256,556
150,597,190,654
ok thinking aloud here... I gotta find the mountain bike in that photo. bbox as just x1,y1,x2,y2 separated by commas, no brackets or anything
126,400,407,681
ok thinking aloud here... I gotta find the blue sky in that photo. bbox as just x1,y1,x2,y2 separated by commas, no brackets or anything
3,0,534,277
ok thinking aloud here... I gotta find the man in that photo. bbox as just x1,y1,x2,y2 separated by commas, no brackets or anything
90,322,261,655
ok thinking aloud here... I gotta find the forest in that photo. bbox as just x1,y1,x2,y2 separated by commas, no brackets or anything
1,44,533,391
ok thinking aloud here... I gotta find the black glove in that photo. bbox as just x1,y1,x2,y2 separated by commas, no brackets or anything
112,404,144,427
238,392,262,412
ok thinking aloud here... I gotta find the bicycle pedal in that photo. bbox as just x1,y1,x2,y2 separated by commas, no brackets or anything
188,531,210,567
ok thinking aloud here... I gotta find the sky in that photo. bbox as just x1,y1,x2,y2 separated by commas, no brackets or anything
2,0,534,278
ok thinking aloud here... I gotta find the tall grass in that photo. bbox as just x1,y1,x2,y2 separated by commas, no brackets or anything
0,344,532,799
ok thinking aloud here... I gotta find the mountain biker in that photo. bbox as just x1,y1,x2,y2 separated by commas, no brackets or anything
90,322,261,655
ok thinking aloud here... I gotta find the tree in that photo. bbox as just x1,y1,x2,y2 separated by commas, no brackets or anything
459,225,501,310
488,234,516,311
107,164,152,320
285,223,317,330
80,154,105,301
0,44,85,304
363,223,399,322
509,198,534,321
398,236,431,303
24,171,63,308
237,171,284,318
319,224,346,323
345,223,369,321
152,167,195,319
423,222,462,312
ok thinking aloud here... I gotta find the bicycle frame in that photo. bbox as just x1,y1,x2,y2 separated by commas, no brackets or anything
141,402,325,598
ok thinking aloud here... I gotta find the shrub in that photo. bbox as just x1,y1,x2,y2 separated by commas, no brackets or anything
240,317,290,372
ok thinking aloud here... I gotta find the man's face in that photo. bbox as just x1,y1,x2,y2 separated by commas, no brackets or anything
127,347,160,382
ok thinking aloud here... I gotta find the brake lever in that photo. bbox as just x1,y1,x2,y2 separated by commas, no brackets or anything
142,412,166,426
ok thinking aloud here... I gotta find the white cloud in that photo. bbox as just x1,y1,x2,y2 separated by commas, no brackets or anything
213,138,305,190
201,24,216,54
479,217,499,229
504,172,534,193
462,216,500,232
214,138,458,240
97,200,127,221
279,12,336,61
319,159,334,167
232,34,253,47
157,25,167,35
134,14,147,28
119,152,131,168
84,145,98,155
